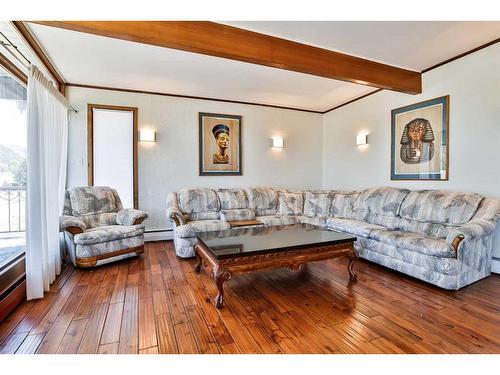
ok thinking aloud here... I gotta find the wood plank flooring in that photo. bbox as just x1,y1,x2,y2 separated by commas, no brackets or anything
1,240,499,354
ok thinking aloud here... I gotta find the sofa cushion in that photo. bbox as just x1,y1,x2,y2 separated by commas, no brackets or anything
80,212,118,229
303,191,333,218
326,218,386,238
278,192,304,215
255,209,279,216
355,212,401,230
399,190,483,225
69,186,117,215
74,234,144,260
369,229,455,258
330,192,360,219
256,215,297,227
297,215,327,227
190,211,220,221
355,187,410,217
176,220,231,238
245,188,278,211
74,224,145,245
220,209,256,222
178,188,220,214
397,218,456,239
216,188,248,210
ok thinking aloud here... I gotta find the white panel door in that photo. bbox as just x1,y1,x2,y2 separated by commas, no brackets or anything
92,108,135,208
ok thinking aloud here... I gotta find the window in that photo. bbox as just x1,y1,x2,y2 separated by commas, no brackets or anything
0,65,27,269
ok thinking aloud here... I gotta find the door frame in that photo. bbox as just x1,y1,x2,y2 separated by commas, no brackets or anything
87,103,139,208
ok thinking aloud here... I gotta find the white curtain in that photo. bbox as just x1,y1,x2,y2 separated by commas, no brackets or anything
26,65,69,300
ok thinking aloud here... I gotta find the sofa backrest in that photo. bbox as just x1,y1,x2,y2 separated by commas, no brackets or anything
169,187,495,238
330,191,360,220
303,190,334,218
355,187,409,217
66,186,123,228
216,188,248,210
178,188,220,220
399,190,483,225
396,190,484,238
278,191,304,215
354,187,410,229
245,187,278,216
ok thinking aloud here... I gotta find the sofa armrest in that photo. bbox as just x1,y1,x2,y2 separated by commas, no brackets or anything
166,192,186,226
116,209,149,226
166,207,186,226
59,215,86,235
446,218,496,256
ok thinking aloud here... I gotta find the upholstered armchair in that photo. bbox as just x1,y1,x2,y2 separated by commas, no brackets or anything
59,186,148,268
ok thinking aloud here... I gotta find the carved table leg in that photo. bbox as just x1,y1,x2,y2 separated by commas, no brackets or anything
194,246,203,274
214,267,232,308
347,249,358,281
287,263,306,273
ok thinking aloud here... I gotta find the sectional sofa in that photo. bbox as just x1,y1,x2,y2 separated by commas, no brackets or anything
166,187,500,290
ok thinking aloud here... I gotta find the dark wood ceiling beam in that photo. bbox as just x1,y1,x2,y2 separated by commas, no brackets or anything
29,21,422,94
11,21,66,94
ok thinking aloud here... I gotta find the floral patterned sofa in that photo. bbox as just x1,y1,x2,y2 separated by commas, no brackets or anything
166,187,500,290
60,186,148,268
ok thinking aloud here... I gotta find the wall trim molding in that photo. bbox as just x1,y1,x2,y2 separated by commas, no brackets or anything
421,37,500,73
321,89,382,114
66,83,324,114
322,37,500,115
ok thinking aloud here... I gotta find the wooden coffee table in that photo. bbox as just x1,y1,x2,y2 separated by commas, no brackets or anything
193,224,357,308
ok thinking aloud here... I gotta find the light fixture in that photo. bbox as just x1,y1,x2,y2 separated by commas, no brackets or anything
139,129,156,142
272,136,284,148
356,134,368,146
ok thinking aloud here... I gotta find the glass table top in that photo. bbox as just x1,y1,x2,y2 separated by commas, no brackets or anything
197,224,356,259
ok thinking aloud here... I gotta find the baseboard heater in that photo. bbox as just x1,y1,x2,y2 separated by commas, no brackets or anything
144,229,173,242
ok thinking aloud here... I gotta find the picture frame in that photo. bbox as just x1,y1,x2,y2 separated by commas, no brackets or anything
391,95,449,181
198,112,242,176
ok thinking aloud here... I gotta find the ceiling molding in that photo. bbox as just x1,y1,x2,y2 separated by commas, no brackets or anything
11,21,65,93
0,51,27,85
323,36,500,114
30,21,422,95
322,89,382,114
66,82,324,114
421,37,500,73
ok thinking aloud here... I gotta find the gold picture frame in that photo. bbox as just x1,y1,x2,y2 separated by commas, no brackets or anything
199,112,242,176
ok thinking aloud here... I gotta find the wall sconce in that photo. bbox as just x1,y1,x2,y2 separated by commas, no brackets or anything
139,129,156,142
272,136,284,148
356,134,368,146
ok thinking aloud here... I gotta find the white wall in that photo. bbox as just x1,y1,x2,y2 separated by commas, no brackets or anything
67,87,323,231
66,42,500,264
322,42,500,260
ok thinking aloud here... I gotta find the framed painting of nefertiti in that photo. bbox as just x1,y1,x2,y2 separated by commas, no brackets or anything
199,112,242,176
391,95,449,181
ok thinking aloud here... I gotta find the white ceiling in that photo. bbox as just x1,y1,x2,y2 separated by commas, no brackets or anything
26,22,500,112
223,21,500,71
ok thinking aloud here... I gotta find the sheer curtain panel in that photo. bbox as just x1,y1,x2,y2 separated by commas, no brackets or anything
26,65,69,300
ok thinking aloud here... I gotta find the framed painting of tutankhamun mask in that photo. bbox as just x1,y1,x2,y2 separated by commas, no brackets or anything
199,112,242,176
391,96,449,180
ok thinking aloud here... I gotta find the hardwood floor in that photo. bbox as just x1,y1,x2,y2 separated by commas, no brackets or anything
1,240,499,354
